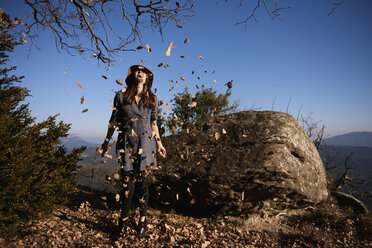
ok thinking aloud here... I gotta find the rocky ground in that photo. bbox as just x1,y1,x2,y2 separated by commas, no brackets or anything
1,187,371,248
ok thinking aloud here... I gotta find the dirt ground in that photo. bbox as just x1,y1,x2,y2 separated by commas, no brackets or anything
1,187,371,248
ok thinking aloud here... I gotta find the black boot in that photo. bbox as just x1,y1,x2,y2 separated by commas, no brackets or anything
137,220,146,239
118,218,128,235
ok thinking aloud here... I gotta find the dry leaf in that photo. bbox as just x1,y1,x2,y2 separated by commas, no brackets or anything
104,153,112,159
82,109,88,113
180,76,186,81
184,38,190,44
118,149,125,153
80,96,84,104
67,86,69,94
176,193,179,200
138,148,143,154
102,75,108,79
64,66,67,74
158,63,164,67
118,57,122,62
176,25,183,29
116,79,123,85
188,102,197,107
222,128,227,134
115,194,120,202
168,106,172,111
180,55,185,58
121,88,126,93
75,81,84,88
213,80,217,84
198,55,204,59
166,41,173,57
169,86,174,91
140,58,143,64
146,43,152,52
110,105,116,110
136,46,144,50
168,79,174,83
214,132,220,140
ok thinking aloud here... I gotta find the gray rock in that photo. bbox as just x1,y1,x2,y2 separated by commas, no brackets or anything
153,111,329,215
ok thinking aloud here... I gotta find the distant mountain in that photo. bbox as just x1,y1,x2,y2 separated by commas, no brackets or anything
326,132,372,148
60,134,99,151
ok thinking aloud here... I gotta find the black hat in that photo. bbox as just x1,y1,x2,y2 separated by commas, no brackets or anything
125,65,154,87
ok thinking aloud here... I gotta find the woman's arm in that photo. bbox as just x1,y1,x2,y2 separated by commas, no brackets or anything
96,123,115,157
151,120,166,158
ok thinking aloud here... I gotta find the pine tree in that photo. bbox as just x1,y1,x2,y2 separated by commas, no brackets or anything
0,30,85,239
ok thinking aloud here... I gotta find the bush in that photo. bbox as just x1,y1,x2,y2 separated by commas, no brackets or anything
0,30,85,239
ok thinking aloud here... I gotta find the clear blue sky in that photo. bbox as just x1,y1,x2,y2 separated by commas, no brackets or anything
2,0,372,143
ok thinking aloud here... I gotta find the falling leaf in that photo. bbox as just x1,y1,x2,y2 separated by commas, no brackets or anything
158,63,164,67
131,129,137,137
180,76,186,81
242,191,245,201
22,38,27,43
180,55,185,58
168,106,171,111
102,75,108,79
214,132,220,140
176,2,180,8
198,55,204,59
118,57,122,62
93,53,97,57
116,79,123,85
188,102,197,107
105,175,112,181
163,102,168,107
82,109,88,113
138,148,143,154
121,88,126,93
64,66,67,74
146,43,152,52
118,149,125,153
136,46,144,50
80,96,84,104
101,196,107,201
110,105,116,110
125,190,129,198
222,128,227,134
176,25,183,29
113,173,120,180
213,80,217,84
67,86,69,94
140,58,143,64
225,80,233,89
184,38,190,44
115,194,120,202
104,153,112,159
168,79,174,83
192,70,194,74
75,81,84,88
22,32,26,37
191,94,196,98
176,193,179,200
166,41,173,57
196,85,199,89
169,86,174,91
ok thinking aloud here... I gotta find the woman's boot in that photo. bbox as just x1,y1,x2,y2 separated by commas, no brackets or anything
137,220,146,239
118,218,128,234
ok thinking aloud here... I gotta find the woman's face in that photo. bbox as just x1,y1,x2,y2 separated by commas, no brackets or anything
134,70,148,85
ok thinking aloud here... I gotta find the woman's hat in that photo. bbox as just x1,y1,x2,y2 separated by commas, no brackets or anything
125,65,154,87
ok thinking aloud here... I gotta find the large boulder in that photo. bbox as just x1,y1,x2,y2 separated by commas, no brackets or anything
151,111,329,215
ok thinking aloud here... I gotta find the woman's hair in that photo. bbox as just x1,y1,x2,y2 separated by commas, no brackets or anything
123,72,157,109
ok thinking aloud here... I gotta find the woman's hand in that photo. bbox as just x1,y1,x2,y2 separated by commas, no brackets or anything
158,145,167,158
96,140,109,157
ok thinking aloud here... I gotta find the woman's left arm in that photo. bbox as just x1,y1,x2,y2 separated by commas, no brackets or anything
151,120,166,158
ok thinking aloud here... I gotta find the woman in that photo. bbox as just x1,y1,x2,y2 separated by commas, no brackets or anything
98,65,166,239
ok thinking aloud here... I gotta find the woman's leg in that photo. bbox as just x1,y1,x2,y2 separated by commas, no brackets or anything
119,172,135,232
136,173,149,239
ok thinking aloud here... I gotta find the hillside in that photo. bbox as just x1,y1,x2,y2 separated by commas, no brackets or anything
326,132,372,148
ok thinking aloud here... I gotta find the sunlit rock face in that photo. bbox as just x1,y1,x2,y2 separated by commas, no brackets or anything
153,111,328,215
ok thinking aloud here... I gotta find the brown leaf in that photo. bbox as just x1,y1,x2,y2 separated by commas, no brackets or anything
116,79,123,85
146,43,152,52
80,96,84,104
67,86,69,94
136,46,144,50
184,38,190,44
188,102,197,108
180,55,185,58
166,41,173,57
213,80,217,84
169,86,174,91
118,57,122,62
140,58,143,64
82,109,88,113
102,75,108,79
198,55,204,59
110,104,116,110
75,81,84,88
180,76,186,81
176,25,183,29
158,63,164,67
